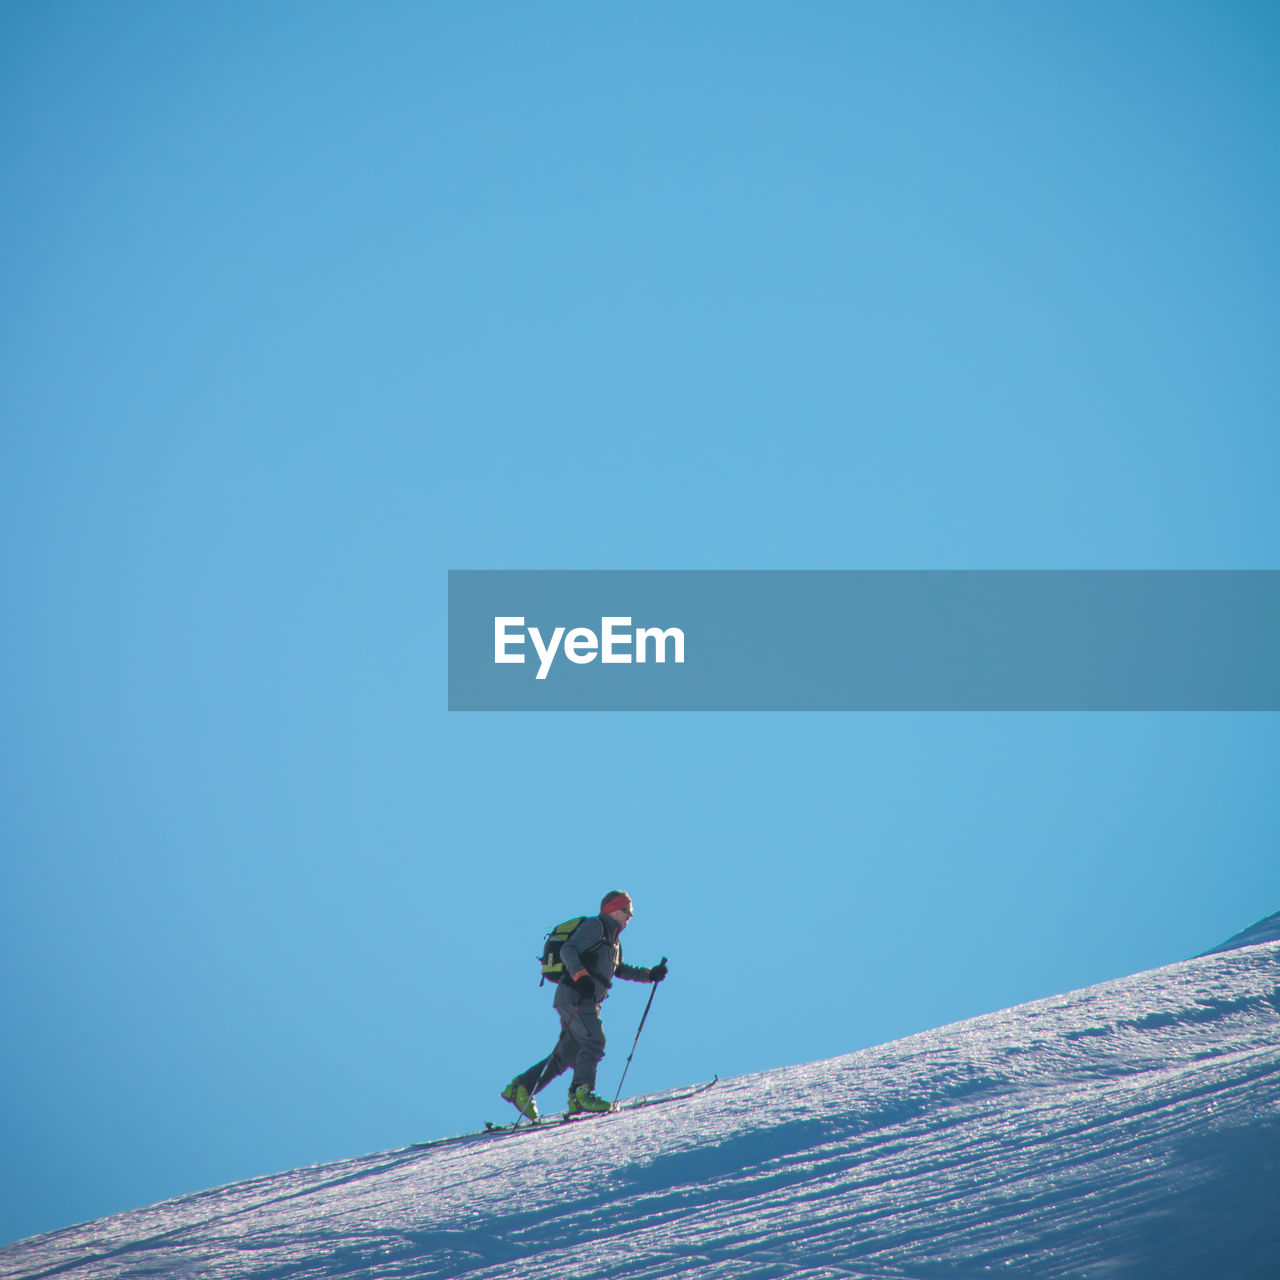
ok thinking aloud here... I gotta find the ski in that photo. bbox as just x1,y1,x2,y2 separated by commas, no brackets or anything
612,1075,718,1114
410,1077,718,1152
499,1076,719,1132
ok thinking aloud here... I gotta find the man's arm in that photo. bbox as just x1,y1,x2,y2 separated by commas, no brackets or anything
616,957,668,983
561,916,606,986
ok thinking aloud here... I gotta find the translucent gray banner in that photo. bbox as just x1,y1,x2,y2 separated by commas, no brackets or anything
448,571,1280,711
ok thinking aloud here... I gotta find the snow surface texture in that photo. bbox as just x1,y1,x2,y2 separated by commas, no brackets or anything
4,941,1279,1280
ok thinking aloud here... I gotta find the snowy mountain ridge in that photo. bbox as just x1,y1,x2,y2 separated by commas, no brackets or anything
1200,908,1280,956
4,932,1279,1280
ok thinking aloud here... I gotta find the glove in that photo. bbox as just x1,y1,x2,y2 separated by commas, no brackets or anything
649,961,668,983
572,973,597,999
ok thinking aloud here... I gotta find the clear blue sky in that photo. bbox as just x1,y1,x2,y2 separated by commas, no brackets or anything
2,1,1278,1247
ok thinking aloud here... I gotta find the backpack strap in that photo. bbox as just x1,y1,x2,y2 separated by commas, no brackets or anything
563,915,611,979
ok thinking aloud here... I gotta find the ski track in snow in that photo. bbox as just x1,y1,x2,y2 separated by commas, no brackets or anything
3,943,1279,1280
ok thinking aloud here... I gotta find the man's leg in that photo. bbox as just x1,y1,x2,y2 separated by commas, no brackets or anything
514,987,588,1096
514,1024,577,1096
566,1003,606,1094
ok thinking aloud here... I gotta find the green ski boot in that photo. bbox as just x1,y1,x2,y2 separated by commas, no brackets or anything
568,1085,615,1116
500,1080,540,1122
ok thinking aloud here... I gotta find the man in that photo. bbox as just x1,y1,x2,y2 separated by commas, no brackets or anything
502,890,668,1119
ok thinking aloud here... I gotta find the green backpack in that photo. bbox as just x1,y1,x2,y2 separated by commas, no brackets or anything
538,915,607,985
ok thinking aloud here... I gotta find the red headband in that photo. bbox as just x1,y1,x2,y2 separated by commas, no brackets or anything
603,894,633,916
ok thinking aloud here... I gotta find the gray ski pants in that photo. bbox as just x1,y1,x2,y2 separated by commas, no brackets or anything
516,982,607,1096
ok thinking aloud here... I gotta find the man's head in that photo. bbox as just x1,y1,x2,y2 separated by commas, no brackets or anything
601,890,633,929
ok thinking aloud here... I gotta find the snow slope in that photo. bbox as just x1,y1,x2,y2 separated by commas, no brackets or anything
1200,908,1280,955
4,938,1279,1280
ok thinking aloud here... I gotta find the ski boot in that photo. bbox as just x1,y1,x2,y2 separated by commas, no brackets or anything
500,1080,540,1122
568,1085,615,1116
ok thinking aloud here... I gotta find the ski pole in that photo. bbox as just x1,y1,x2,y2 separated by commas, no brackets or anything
612,956,667,1105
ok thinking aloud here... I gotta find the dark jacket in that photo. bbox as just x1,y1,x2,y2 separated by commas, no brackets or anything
560,912,652,1003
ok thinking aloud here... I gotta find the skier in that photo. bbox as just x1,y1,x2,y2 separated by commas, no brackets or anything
502,890,668,1120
